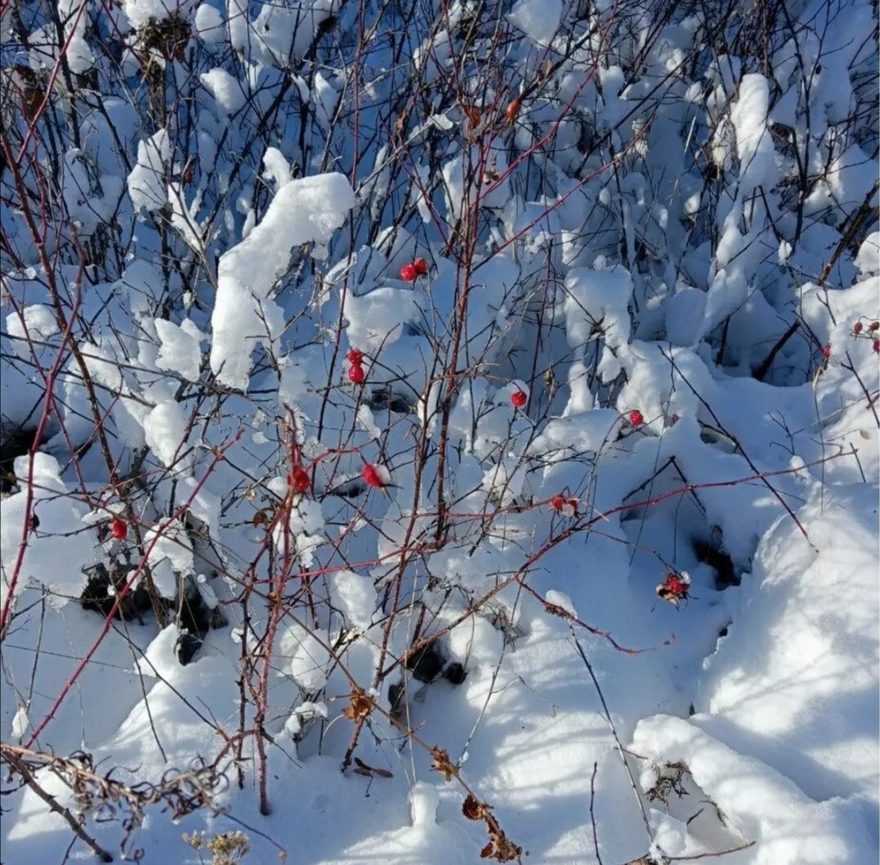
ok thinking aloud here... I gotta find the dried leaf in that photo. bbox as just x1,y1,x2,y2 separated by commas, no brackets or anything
480,830,523,863
341,689,373,724
462,793,483,820
353,757,392,779
430,747,456,782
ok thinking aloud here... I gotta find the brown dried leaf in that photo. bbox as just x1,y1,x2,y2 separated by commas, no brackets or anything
430,747,456,782
462,793,485,820
480,829,523,863
341,688,373,724
353,757,392,779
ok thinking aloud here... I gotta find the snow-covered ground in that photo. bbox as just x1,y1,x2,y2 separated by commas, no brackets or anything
1,1,878,863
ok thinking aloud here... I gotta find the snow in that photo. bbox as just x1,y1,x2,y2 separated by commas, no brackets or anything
5,304,58,352
633,715,872,865
508,0,562,46
0,454,95,615
696,486,879,805
194,3,224,42
127,129,170,213
2,3,878,865
123,0,196,29
209,172,355,390
856,231,880,275
730,74,777,193
343,286,418,353
329,569,377,630
281,623,330,691
143,397,189,467
564,265,634,366
154,317,204,381
145,518,194,598
200,67,245,116
231,0,336,68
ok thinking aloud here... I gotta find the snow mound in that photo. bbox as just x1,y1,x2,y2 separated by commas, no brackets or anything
633,715,873,865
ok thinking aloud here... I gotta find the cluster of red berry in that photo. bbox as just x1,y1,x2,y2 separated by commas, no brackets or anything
851,319,880,353
347,348,366,385
399,257,429,282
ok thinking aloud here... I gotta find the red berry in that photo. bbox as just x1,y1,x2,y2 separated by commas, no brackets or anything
348,363,366,384
505,97,521,126
347,348,364,364
821,343,831,359
870,322,879,332
663,573,689,595
510,389,528,408
853,322,863,334
873,339,880,354
628,409,644,427
363,464,385,488
656,572,690,604
550,495,577,516
413,257,429,276
400,263,418,282
110,518,127,541
290,467,311,494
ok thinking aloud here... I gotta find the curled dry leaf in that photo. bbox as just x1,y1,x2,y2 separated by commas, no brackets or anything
479,829,522,862
430,747,456,782
462,793,491,821
341,688,373,724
